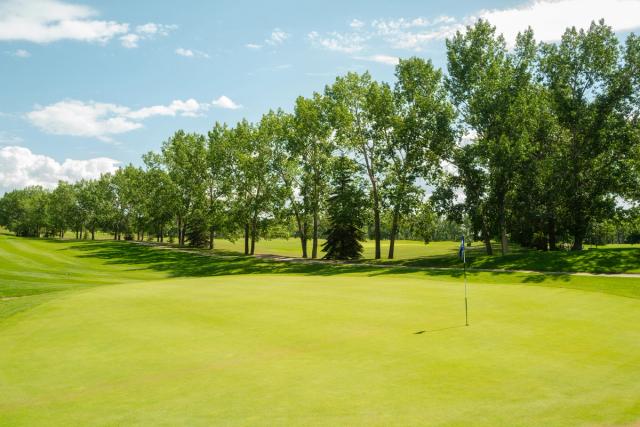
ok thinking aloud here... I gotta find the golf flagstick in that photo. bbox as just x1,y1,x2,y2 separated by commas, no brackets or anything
460,235,468,326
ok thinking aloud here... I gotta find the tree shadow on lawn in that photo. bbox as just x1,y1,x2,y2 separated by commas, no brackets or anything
59,240,579,285
52,240,640,300
390,247,640,274
60,239,469,280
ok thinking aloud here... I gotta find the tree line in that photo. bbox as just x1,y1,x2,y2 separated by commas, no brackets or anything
1,20,639,258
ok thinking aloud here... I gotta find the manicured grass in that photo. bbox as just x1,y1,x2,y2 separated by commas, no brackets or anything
209,237,459,259
218,237,640,274
1,234,640,425
195,237,640,274
42,232,640,274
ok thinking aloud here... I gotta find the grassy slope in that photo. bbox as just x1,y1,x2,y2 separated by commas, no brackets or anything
1,234,640,425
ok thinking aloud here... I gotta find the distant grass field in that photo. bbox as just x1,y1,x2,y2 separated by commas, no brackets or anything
191,237,640,274
211,238,459,259
1,233,640,426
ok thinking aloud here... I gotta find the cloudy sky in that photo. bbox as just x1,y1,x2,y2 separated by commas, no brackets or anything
2,0,640,193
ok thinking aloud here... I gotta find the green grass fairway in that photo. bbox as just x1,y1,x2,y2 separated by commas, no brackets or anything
1,234,640,425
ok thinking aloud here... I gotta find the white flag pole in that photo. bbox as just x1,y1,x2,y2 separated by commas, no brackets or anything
463,237,469,326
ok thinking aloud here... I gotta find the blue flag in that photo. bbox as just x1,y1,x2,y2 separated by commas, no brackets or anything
458,235,465,262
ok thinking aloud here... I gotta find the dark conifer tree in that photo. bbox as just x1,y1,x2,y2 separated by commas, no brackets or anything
322,157,367,260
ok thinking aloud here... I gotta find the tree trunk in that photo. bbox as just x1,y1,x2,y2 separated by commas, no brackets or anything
373,201,381,259
251,217,258,255
547,217,557,251
572,232,584,251
482,219,493,255
388,207,400,259
250,222,256,255
362,146,381,259
370,180,382,259
498,196,508,255
244,223,249,255
300,221,308,259
291,204,307,258
312,211,319,259
209,227,215,250
91,226,95,241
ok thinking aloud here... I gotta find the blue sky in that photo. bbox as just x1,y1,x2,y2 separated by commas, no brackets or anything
1,0,640,193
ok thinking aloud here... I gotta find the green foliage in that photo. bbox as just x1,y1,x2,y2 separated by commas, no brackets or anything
539,20,640,250
1,19,639,262
322,157,367,260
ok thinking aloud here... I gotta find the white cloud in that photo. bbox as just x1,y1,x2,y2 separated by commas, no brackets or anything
175,47,209,58
369,1,640,51
13,48,31,57
0,146,119,193
350,19,365,29
26,98,208,141
211,96,241,110
0,0,129,43
266,28,289,45
119,33,139,48
307,30,367,53
371,16,460,51
475,0,640,46
354,54,399,65
127,99,206,119
135,22,176,36
120,22,176,48
0,0,175,48
175,47,193,57
246,28,290,50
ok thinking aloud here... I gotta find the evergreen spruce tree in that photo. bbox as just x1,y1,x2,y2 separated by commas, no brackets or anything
322,157,367,260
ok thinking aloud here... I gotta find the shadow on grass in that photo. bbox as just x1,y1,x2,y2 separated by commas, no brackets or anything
60,239,469,280
58,239,630,284
31,238,640,300
414,325,468,334
385,247,640,274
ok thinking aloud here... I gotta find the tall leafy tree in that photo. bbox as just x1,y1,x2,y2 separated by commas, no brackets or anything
268,109,312,257
292,93,333,258
231,117,282,255
49,181,77,238
142,152,179,242
206,122,235,249
539,21,640,250
447,21,541,255
385,57,455,258
161,130,208,246
326,72,387,259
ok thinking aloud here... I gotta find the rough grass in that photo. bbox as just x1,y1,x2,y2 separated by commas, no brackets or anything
1,234,640,426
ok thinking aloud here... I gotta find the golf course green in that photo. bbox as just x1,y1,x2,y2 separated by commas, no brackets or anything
1,234,640,426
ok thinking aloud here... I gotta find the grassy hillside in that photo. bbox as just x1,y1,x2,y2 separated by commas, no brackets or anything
1,234,640,425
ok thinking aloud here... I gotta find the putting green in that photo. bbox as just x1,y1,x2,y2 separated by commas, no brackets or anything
1,274,639,426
